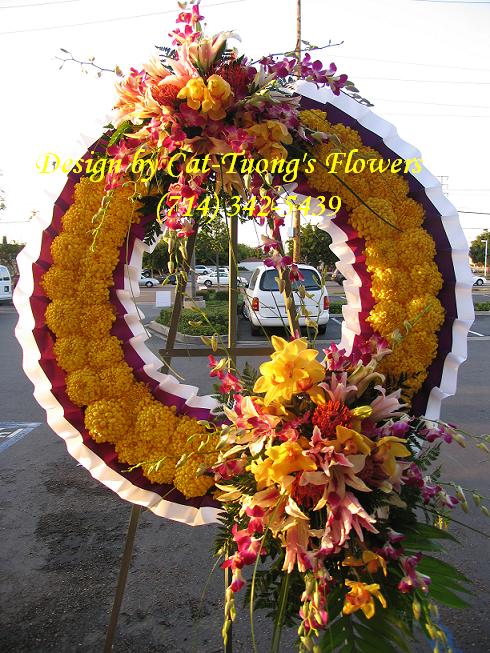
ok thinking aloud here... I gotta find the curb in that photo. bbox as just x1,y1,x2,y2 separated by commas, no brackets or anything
147,321,226,344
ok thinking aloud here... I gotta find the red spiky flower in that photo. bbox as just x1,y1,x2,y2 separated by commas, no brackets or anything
312,400,353,438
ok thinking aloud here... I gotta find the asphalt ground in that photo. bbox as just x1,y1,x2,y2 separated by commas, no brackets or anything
0,300,489,653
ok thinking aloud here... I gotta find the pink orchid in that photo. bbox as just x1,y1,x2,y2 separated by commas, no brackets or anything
289,264,304,283
283,518,310,573
398,554,431,594
176,2,204,26
419,423,454,444
323,343,351,372
208,354,226,380
299,567,330,633
212,458,246,481
318,371,357,404
264,250,292,270
369,385,404,421
320,491,378,553
245,505,265,534
219,372,242,394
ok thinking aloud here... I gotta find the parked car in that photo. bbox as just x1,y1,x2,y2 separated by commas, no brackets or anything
331,269,345,285
197,270,247,288
242,264,329,336
0,265,12,302
138,275,161,287
161,273,177,285
473,275,487,286
194,265,213,275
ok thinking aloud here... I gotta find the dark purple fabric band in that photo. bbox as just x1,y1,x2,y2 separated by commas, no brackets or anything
298,95,456,415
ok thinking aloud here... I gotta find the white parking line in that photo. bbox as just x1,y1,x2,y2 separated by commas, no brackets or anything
332,318,343,325
468,329,485,337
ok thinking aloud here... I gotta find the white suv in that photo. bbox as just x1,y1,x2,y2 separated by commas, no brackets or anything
242,265,329,336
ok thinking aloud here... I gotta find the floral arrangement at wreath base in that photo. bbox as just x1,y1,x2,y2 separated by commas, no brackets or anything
207,336,488,653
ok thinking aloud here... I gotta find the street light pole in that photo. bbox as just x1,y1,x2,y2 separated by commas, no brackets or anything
292,0,302,263
482,239,488,278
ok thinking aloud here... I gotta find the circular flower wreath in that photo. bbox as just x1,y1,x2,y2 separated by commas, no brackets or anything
15,5,473,526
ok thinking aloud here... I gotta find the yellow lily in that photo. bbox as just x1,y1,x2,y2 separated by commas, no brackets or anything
342,550,387,576
375,436,411,477
250,440,316,488
343,580,387,619
253,336,325,406
334,425,375,457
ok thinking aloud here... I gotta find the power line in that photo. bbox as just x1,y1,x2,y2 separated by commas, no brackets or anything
383,113,490,117
374,98,490,109
413,1,490,4
339,55,490,74
458,210,490,215
0,0,245,35
363,76,490,84
0,0,78,7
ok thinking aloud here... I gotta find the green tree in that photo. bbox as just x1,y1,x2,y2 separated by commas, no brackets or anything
0,241,24,274
142,239,170,273
469,229,490,265
195,216,229,266
0,170,5,212
287,223,337,269
237,242,261,262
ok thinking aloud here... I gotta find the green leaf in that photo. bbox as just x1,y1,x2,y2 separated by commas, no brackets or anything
417,555,471,584
107,120,131,147
320,617,350,652
355,623,399,653
407,522,458,541
428,585,470,609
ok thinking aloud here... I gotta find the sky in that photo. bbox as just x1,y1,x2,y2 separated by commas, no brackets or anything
0,0,489,250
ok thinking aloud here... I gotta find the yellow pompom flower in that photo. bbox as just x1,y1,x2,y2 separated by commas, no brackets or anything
53,336,89,372
99,362,136,399
85,398,134,443
174,455,216,498
142,457,178,485
169,415,209,457
367,300,405,337
66,368,102,406
87,336,124,369
134,403,177,446
45,299,83,337
41,267,77,300
51,233,89,270
410,263,443,298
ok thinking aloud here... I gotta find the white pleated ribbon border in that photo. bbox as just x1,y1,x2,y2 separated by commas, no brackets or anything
14,135,220,526
295,81,474,421
14,84,474,524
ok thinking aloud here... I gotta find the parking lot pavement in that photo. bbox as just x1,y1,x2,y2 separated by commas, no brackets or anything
468,315,490,338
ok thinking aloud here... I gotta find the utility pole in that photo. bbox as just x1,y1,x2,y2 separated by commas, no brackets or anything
482,239,488,278
292,0,302,263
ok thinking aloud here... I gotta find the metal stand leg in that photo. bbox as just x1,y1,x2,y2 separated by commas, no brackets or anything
103,504,142,652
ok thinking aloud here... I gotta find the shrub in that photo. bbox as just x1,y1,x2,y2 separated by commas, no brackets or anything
213,290,228,301
475,301,490,311
158,304,228,336
329,303,344,314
